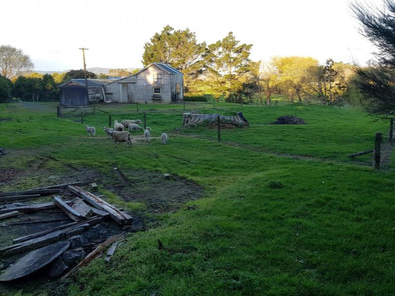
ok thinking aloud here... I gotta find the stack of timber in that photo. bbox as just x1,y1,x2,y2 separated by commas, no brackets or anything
0,185,131,282
182,112,249,128
68,185,133,225
0,187,131,257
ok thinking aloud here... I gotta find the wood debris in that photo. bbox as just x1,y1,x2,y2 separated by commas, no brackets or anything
0,185,132,282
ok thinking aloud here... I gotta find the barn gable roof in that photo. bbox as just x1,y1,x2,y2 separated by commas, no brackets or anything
133,63,183,77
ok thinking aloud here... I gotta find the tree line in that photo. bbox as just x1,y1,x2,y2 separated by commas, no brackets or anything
0,0,394,115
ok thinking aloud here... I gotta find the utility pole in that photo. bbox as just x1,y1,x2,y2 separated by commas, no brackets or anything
79,48,89,89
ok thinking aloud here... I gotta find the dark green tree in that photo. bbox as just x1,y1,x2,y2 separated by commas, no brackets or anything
142,25,207,93
205,32,253,102
0,75,13,103
12,76,42,101
350,0,395,114
41,74,59,101
61,69,97,83
0,45,34,79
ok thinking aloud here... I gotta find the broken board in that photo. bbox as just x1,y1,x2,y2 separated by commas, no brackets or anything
0,241,70,282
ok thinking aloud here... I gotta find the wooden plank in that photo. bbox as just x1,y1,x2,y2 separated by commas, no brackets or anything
71,198,93,218
53,196,83,222
0,194,42,203
349,149,374,158
0,241,70,282
1,223,91,257
62,232,125,280
0,189,60,197
68,186,132,225
13,221,78,244
12,216,103,244
0,210,19,220
5,218,70,226
0,202,56,215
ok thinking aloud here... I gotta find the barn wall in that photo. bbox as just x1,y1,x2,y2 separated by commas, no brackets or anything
102,65,183,104
60,86,88,106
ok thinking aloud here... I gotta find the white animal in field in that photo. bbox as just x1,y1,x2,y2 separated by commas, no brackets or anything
113,120,124,131
161,133,168,144
128,123,143,132
85,125,96,136
121,119,142,128
111,131,132,145
103,127,114,139
144,127,151,142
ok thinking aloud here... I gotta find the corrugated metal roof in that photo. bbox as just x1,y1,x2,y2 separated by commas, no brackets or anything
154,63,183,75
59,79,116,88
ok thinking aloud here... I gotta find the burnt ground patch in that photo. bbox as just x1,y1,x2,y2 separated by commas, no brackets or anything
0,161,204,295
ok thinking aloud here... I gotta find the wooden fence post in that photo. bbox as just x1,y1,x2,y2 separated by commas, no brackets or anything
57,106,61,118
390,118,394,143
108,115,112,127
136,103,139,113
373,132,382,170
81,112,84,124
143,112,146,129
217,115,221,142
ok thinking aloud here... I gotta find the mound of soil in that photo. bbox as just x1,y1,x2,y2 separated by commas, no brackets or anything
272,115,305,124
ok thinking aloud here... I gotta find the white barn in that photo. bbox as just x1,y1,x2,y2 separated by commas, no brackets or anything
104,63,184,103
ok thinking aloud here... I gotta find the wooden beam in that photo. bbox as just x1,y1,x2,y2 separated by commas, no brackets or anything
0,210,19,220
0,202,56,215
53,196,83,222
0,189,60,197
62,232,125,280
68,186,132,225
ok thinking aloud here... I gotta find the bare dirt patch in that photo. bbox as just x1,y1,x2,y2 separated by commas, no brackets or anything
0,155,204,295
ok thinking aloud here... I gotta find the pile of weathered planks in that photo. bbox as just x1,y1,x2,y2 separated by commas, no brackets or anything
0,184,132,281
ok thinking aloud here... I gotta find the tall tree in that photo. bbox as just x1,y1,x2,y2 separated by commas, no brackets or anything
272,56,320,102
108,69,132,77
41,74,59,101
0,75,13,103
61,69,97,83
205,32,253,101
0,45,34,79
142,26,207,92
12,76,42,101
350,0,395,114
259,59,281,105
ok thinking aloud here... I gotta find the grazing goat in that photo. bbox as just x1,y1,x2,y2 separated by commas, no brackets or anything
114,120,125,131
111,131,132,145
85,125,96,136
128,123,143,132
121,119,142,128
144,127,151,142
161,133,168,144
103,127,114,139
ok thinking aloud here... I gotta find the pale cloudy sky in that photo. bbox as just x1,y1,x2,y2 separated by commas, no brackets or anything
1,0,384,71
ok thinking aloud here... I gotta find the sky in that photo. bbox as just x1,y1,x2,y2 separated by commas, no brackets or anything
1,0,385,72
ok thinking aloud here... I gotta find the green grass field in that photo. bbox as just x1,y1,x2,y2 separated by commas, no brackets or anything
0,101,394,296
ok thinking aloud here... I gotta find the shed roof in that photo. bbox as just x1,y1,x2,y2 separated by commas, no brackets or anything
59,79,115,88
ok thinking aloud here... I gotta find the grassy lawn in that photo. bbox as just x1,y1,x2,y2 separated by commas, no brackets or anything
0,101,393,295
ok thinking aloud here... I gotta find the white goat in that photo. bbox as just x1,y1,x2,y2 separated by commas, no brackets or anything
144,127,151,142
161,133,168,144
121,119,142,128
128,123,143,132
114,120,125,131
85,125,96,136
103,127,114,139
111,131,132,145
